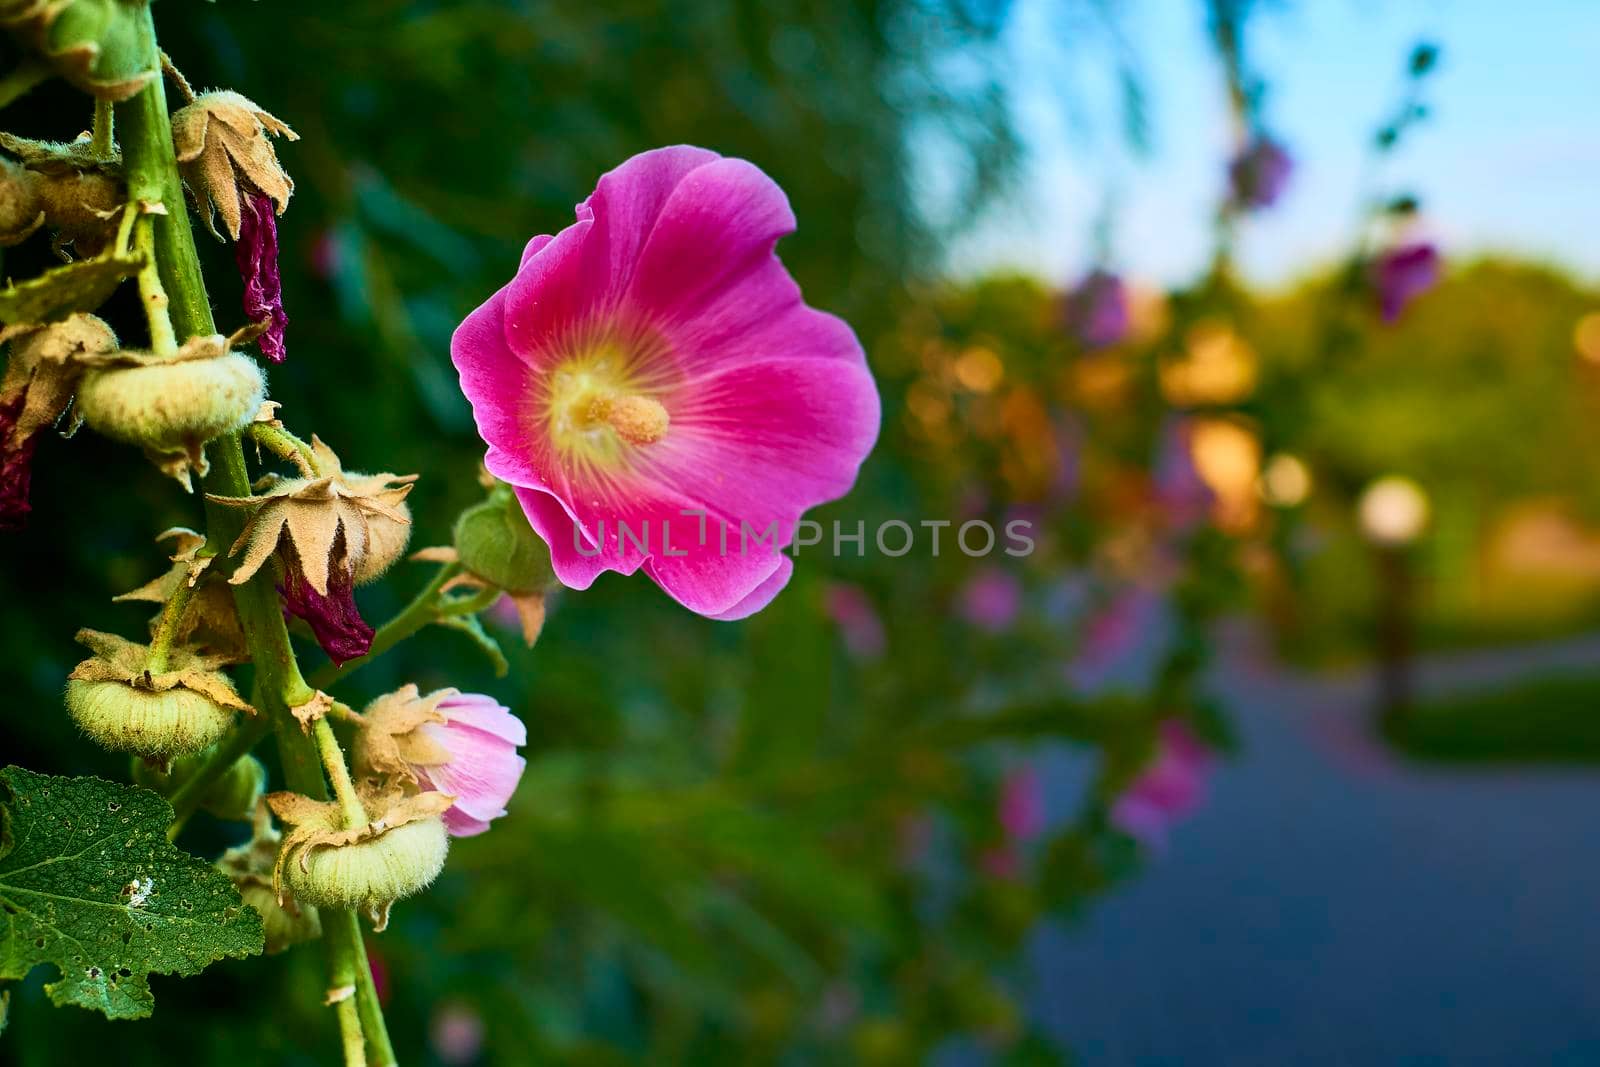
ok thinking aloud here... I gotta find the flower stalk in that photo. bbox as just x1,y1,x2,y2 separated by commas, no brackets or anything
111,6,395,1063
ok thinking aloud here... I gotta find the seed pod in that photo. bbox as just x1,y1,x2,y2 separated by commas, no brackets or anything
171,90,297,241
268,784,453,929
0,156,44,246
283,816,449,915
75,334,265,487
67,679,237,757
64,629,251,759
238,882,321,955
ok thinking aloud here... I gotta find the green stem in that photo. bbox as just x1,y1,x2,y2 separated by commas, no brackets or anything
336,909,397,1067
143,570,195,673
246,421,317,474
91,99,115,160
327,946,368,1067
112,7,397,1063
134,214,178,355
307,562,461,690
313,717,367,828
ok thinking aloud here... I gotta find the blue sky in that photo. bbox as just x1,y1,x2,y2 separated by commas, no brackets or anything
947,0,1600,289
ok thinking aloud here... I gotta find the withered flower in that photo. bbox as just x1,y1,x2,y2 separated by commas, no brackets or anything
172,91,297,361
113,527,247,661
0,314,116,529
0,132,124,254
209,437,415,663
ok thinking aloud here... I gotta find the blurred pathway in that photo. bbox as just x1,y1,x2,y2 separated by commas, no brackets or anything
1027,625,1600,1066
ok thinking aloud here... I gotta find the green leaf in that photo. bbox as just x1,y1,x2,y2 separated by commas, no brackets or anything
0,253,144,326
0,766,263,1020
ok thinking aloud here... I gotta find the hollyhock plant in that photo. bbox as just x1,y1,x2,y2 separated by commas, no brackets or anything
1373,241,1440,322
1063,269,1129,349
1109,718,1214,850
355,686,528,837
1228,134,1293,211
452,146,880,619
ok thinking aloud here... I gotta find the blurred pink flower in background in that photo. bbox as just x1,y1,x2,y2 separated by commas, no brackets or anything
452,146,880,620
431,1003,487,1065
1152,418,1214,532
959,567,1023,633
1228,134,1294,210
1063,269,1130,349
1110,719,1214,850
1066,584,1161,691
998,763,1045,842
824,582,886,660
1373,241,1441,322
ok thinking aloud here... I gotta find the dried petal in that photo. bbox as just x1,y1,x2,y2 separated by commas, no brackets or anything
237,191,288,361
281,545,373,665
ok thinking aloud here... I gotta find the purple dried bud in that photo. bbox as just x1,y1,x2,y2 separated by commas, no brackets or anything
237,191,288,362
281,557,373,665
1373,242,1440,323
1063,269,1129,349
1228,135,1293,211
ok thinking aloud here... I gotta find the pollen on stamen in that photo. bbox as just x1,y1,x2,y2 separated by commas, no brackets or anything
589,394,670,446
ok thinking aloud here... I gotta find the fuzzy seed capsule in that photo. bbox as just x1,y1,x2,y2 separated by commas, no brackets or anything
77,350,265,454
239,882,322,955
283,816,448,913
66,678,237,758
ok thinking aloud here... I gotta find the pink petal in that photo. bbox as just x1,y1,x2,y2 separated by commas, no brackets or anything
440,806,494,838
453,287,544,488
422,719,526,823
626,157,797,344
437,694,527,746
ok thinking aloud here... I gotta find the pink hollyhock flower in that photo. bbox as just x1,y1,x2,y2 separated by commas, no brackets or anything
1109,719,1213,850
1063,269,1129,349
823,582,886,661
451,146,880,620
959,566,1023,633
421,693,528,837
1228,134,1293,210
1373,242,1440,323
237,191,288,361
360,689,528,837
998,764,1045,842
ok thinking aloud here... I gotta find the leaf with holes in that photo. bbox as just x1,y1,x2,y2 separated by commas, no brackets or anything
0,766,263,1019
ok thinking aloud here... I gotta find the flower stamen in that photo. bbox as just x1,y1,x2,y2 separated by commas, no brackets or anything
586,394,669,446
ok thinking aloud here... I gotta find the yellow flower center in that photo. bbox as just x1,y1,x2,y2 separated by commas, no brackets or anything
541,338,673,469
